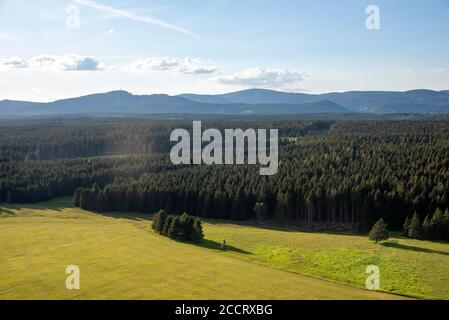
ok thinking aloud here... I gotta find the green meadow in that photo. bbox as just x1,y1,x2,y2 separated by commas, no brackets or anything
1,198,448,300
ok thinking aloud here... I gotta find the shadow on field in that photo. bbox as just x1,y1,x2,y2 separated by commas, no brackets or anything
0,199,69,214
196,239,252,255
205,219,364,237
0,207,15,215
96,211,150,222
382,241,449,256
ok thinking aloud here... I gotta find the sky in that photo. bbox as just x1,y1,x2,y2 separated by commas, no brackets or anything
0,0,448,102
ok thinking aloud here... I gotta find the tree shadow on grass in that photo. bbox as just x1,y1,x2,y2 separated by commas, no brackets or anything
0,198,70,214
198,239,252,255
204,219,365,237
0,207,15,215
95,211,151,222
175,238,252,255
382,241,449,256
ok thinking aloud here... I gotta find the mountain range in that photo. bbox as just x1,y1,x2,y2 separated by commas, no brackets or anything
1,88,449,117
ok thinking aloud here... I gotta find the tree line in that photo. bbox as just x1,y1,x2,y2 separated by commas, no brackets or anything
404,208,449,241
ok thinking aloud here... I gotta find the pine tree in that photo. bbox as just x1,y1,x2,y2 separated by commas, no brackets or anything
163,216,174,236
168,216,181,239
422,215,431,239
152,210,168,234
369,218,389,243
191,219,204,242
179,213,194,240
79,188,89,210
74,188,81,207
408,212,422,239
430,208,444,240
402,216,410,237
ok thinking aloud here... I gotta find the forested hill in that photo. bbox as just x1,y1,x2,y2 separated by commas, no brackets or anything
180,88,449,113
1,118,449,233
0,91,348,116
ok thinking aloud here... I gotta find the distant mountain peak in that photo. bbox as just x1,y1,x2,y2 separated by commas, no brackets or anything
106,90,133,96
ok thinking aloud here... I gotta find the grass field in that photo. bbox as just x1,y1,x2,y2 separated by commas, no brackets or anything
1,198,447,300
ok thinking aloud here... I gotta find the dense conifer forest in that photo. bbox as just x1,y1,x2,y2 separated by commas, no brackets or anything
1,117,449,237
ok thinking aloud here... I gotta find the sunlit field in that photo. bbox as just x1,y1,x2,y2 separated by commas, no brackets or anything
2,198,446,300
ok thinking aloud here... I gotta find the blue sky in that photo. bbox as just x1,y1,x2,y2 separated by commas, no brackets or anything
0,0,448,101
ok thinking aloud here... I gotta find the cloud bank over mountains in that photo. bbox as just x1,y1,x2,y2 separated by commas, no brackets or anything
215,67,305,89
131,57,217,75
0,53,304,90
0,54,105,71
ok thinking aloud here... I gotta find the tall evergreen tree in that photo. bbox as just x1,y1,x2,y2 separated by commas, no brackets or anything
402,216,410,237
369,218,389,243
191,219,204,242
422,215,431,239
152,210,168,234
163,216,174,236
408,212,422,239
430,208,444,240
168,216,182,239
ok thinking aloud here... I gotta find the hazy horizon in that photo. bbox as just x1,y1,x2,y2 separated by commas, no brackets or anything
3,87,449,104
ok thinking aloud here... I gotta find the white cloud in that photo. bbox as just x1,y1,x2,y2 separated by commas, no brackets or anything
132,57,217,75
0,57,28,68
215,67,305,89
72,0,198,38
58,54,105,71
0,54,105,71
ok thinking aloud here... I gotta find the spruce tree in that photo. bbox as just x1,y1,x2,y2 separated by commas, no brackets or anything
168,216,181,239
422,215,431,239
152,210,167,234
152,211,159,231
191,219,204,242
402,216,410,237
430,208,444,240
408,212,422,239
74,188,81,207
163,216,174,236
179,213,194,240
369,218,389,243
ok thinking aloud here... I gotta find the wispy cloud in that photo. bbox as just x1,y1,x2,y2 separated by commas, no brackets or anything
72,0,199,38
132,57,217,75
215,67,305,89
